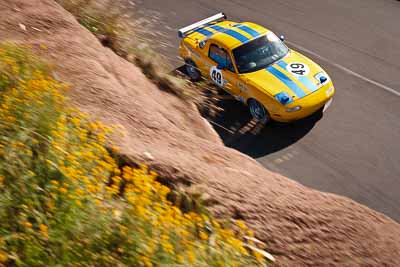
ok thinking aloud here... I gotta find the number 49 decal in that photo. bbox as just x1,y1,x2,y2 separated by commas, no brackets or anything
286,62,310,76
210,66,224,87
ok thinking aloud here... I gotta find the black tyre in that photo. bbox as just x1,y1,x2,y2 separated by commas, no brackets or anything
248,99,270,124
185,59,201,81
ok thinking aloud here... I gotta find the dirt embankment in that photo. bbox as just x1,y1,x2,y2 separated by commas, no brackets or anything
1,0,400,266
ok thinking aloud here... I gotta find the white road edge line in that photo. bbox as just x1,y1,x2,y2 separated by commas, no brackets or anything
287,41,400,97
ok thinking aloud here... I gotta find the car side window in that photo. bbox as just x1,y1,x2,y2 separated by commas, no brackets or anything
209,44,225,65
226,55,235,73
209,44,235,73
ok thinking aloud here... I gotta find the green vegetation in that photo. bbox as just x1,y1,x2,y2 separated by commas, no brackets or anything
0,44,269,266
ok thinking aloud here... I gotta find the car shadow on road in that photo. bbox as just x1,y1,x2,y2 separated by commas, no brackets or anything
172,65,323,158
209,99,323,158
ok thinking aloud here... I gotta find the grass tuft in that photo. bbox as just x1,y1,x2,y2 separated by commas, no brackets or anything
55,0,222,117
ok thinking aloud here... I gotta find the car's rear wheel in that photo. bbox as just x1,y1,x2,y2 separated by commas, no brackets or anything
248,99,270,124
185,59,201,81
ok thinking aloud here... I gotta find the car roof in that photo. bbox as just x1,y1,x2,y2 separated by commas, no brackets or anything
187,20,270,50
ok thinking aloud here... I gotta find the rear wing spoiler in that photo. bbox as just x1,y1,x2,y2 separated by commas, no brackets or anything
178,12,227,38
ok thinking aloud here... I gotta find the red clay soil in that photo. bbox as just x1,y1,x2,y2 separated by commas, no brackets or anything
1,0,400,266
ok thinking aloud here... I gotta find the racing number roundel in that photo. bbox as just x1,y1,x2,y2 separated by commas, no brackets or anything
210,66,224,87
286,62,310,76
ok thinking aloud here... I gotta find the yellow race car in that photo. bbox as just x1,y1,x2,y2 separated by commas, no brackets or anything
179,13,335,123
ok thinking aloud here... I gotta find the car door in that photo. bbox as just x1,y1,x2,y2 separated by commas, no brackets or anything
206,43,241,97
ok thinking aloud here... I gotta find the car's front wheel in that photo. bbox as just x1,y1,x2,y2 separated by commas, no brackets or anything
185,59,201,81
248,99,270,124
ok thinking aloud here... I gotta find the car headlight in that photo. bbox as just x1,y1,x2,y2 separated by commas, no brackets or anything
286,106,302,112
315,72,330,86
274,91,293,105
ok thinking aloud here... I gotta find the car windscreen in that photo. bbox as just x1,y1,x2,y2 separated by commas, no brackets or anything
232,33,289,74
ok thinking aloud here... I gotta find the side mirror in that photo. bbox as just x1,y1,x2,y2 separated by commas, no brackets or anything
199,40,206,49
217,63,226,70
279,35,285,42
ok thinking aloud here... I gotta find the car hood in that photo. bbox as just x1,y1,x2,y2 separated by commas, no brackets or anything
242,50,328,102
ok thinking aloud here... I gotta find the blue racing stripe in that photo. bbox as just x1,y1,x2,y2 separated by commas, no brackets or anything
298,76,318,92
223,29,249,43
267,66,307,98
276,60,318,92
209,25,249,43
234,24,260,38
209,25,224,31
195,28,214,37
276,60,288,69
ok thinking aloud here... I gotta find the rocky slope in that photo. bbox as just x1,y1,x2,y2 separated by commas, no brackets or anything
1,0,400,265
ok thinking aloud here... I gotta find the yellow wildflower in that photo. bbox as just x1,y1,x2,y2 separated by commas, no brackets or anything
0,251,7,263
95,199,102,206
253,250,264,263
247,229,255,237
39,224,48,234
110,146,119,153
59,187,67,194
162,241,174,254
71,117,81,126
236,220,248,230
141,256,152,267
119,225,128,233
87,184,97,193
199,231,208,241
187,250,196,264
176,254,184,263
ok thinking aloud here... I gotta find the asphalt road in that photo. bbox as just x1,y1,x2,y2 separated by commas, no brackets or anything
131,0,400,221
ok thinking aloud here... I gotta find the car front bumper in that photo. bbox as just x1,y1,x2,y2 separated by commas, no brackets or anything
271,85,335,122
